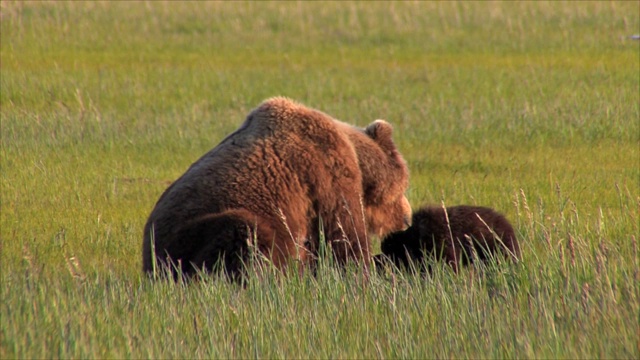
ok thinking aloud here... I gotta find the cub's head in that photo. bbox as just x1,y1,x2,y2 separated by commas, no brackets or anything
379,223,421,268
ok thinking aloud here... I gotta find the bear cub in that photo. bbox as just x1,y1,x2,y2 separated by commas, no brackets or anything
375,205,519,273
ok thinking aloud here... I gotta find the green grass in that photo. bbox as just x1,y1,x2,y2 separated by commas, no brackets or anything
1,1,638,358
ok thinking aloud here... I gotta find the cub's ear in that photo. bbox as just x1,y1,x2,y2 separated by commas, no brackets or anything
365,120,396,150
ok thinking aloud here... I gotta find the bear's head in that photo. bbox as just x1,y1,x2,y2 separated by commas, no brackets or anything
380,223,422,268
354,120,411,238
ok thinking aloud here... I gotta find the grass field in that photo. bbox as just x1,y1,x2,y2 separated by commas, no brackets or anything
1,1,638,358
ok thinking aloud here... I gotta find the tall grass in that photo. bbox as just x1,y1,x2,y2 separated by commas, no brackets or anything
1,1,638,358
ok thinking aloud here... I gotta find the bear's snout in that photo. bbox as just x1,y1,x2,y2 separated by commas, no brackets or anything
400,196,412,230
403,214,412,229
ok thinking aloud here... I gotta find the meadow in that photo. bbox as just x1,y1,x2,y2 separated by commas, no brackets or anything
1,1,638,358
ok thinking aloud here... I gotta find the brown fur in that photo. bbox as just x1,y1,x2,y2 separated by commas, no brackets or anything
142,97,410,279
334,120,412,237
378,205,519,273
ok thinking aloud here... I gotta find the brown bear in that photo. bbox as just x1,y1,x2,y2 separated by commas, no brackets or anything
142,97,411,280
375,205,519,273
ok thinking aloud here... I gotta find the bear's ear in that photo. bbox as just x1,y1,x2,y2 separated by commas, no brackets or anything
365,120,395,149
